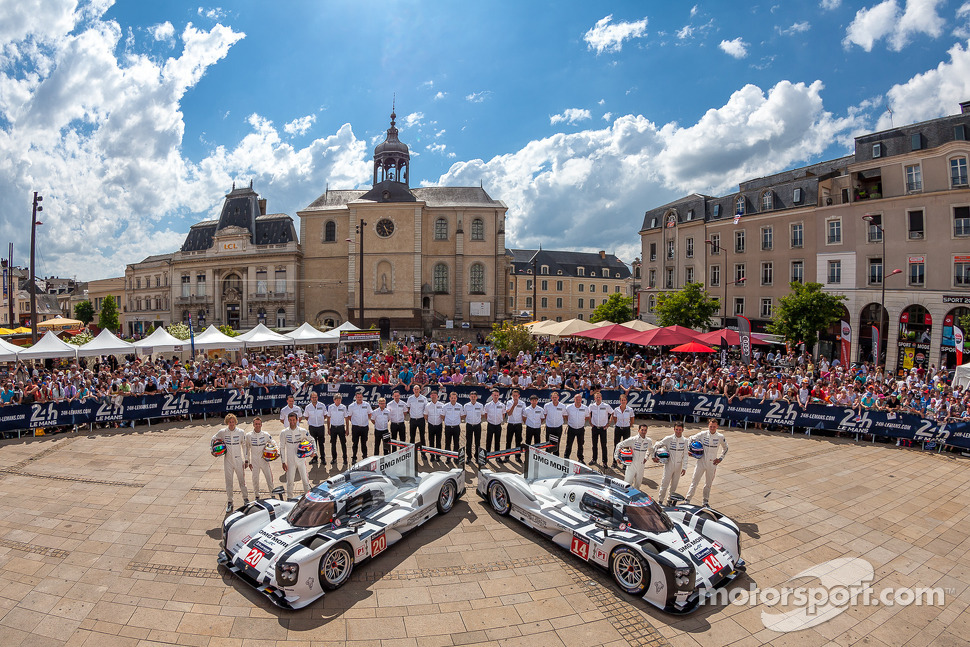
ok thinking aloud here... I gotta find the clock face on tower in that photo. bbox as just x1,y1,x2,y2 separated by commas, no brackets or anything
376,219,395,237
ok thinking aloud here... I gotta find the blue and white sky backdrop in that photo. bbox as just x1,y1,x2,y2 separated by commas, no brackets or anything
3,0,970,279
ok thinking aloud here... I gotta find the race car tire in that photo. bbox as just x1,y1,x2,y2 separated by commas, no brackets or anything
487,481,511,516
610,546,649,596
437,480,458,514
319,543,355,590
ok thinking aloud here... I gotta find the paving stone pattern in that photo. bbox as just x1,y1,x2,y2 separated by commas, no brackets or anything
0,419,967,646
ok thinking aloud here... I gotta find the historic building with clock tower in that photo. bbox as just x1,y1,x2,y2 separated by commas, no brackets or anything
299,109,509,336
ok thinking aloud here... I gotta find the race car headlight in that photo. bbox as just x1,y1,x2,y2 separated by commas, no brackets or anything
276,562,299,586
674,567,692,588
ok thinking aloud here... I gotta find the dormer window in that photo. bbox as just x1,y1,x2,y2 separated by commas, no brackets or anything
736,196,745,216
577,267,585,276
872,143,882,158
713,204,721,218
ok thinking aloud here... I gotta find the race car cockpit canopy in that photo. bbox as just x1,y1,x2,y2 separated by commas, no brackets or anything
623,499,674,534
287,491,336,528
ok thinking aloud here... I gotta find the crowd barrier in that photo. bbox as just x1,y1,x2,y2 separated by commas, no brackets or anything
0,383,966,450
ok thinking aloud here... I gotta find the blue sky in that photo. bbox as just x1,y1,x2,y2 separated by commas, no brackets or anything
3,0,970,279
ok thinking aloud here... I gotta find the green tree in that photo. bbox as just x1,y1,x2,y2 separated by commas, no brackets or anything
487,321,536,356
98,295,119,332
654,283,720,330
767,282,847,354
65,330,94,346
590,293,634,324
217,324,239,337
166,322,191,340
74,300,94,325
959,312,970,336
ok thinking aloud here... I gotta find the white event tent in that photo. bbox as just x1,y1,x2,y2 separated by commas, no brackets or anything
285,322,334,345
76,329,134,357
236,323,292,347
193,325,245,350
18,331,78,360
0,336,21,362
131,327,187,354
317,321,362,344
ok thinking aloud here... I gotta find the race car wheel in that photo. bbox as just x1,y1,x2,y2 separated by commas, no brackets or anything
437,480,457,514
610,547,649,596
319,543,355,590
487,481,511,516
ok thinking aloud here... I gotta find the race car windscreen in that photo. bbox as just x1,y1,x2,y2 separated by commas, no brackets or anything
286,491,336,528
624,501,674,534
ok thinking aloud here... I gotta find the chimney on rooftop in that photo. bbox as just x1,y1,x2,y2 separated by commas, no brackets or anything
961,101,970,114
258,199,267,216
599,250,606,259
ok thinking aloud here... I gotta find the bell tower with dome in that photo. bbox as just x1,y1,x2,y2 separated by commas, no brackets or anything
361,105,416,203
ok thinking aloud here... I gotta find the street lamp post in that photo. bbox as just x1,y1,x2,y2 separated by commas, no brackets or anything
863,214,902,368
347,219,366,327
29,192,43,343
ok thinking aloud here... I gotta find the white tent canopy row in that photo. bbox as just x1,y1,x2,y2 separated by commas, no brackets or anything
18,331,78,360
76,329,134,357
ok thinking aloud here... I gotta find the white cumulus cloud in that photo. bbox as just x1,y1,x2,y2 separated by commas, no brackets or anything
465,91,491,103
283,114,316,135
779,21,811,36
434,91,447,100
843,0,944,52
550,108,592,125
821,0,841,9
150,21,175,43
402,112,424,128
719,37,750,58
877,39,970,129
583,14,648,54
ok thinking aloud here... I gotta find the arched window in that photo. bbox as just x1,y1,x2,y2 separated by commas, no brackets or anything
434,218,448,240
182,310,190,323
276,308,286,328
257,308,267,323
761,191,773,211
736,196,745,216
433,263,449,293
471,218,484,241
198,309,206,326
469,263,486,294
324,220,336,242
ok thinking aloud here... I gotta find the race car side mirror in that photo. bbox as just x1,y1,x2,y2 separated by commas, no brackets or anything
347,516,366,533
590,515,613,536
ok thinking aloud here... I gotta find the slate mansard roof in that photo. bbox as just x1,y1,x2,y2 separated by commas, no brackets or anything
180,187,297,252
507,249,631,279
303,186,505,210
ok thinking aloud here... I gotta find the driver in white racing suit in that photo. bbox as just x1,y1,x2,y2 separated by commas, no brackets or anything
684,418,729,507
654,420,688,505
280,411,312,499
245,417,274,500
213,413,249,512
614,424,654,490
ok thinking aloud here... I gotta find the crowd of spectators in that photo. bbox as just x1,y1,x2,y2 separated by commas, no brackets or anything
0,336,967,427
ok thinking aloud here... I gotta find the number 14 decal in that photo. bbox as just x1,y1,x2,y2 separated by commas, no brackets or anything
570,535,589,560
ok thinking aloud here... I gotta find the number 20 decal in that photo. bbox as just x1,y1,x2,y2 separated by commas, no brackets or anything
371,531,387,557
243,547,264,568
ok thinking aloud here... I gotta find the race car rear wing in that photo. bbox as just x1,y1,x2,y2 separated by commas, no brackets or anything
523,444,596,481
474,442,557,468
350,442,418,479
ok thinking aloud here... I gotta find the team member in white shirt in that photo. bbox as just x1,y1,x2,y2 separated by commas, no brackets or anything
615,424,654,489
245,417,274,500
442,392,465,462
280,412,312,499
463,391,485,457
543,391,566,455
523,394,545,445
406,384,428,448
483,390,506,454
387,390,408,446
654,421,689,505
684,418,729,507
424,390,445,454
347,392,373,462
213,413,249,512
505,389,526,461
279,394,302,425
303,391,328,467
563,394,590,463
327,393,349,467
588,390,614,465
610,393,635,467
370,397,392,454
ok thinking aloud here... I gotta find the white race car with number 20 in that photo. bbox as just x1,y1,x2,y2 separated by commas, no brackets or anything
477,445,744,613
219,443,464,609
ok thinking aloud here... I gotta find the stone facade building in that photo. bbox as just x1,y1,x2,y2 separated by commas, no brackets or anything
124,184,301,336
507,249,633,322
299,111,509,336
640,102,970,372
